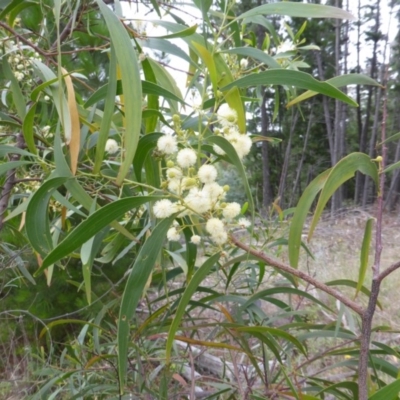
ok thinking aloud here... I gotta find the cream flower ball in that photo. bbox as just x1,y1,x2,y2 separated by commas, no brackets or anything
177,148,197,168
105,138,119,154
222,202,241,220
153,199,177,218
198,164,218,184
217,103,238,127
157,135,178,155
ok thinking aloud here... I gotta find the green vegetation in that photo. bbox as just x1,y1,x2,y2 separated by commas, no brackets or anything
0,1,400,399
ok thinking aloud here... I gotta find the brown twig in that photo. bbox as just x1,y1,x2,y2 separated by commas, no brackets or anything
0,21,49,58
377,260,400,282
230,235,364,316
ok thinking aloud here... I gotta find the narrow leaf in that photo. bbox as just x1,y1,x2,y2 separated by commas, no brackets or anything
32,60,71,144
0,160,32,176
233,326,306,355
118,217,174,392
96,0,142,185
207,135,254,217
3,56,26,119
222,69,358,107
84,80,186,109
383,160,400,174
287,73,382,107
61,67,80,173
288,169,331,268
166,252,220,364
22,103,38,154
93,45,117,173
192,41,218,95
236,2,355,21
356,218,373,298
26,177,70,257
368,378,400,400
147,24,197,39
379,131,400,146
308,153,378,241
39,196,162,272
221,47,281,69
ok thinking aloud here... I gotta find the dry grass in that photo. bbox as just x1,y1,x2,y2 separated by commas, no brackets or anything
294,207,400,329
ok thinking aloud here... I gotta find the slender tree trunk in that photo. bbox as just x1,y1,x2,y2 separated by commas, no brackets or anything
315,51,334,165
385,139,400,210
290,106,314,208
257,0,273,213
332,0,343,213
357,0,381,206
277,110,299,208
261,91,273,212
362,70,383,207
354,0,363,203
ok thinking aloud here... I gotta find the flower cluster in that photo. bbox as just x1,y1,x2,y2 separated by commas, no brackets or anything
153,104,252,248
212,104,253,160
3,40,41,84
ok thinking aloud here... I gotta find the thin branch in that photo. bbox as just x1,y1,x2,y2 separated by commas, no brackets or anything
230,235,364,315
378,260,400,282
0,21,50,58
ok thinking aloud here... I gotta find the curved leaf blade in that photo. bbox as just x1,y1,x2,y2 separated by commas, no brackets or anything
221,47,281,69
308,153,378,241
40,196,162,272
166,252,220,364
288,169,331,268
22,103,38,154
368,378,400,400
356,218,373,298
96,0,142,185
222,69,358,107
118,217,174,393
287,73,382,107
207,135,254,217
0,160,32,176
236,2,355,21
26,177,70,257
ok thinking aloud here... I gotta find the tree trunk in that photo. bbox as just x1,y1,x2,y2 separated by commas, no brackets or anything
357,0,381,206
277,110,299,208
257,0,273,213
332,0,343,213
290,105,314,208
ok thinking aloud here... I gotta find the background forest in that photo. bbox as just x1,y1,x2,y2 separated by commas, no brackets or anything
1,0,400,399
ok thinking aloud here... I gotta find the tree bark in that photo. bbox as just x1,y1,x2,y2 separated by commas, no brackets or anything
277,110,299,208
356,0,381,206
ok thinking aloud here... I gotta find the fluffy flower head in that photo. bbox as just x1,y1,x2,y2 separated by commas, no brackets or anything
105,138,119,154
157,135,178,155
238,218,251,228
222,202,241,220
198,164,218,184
240,58,248,69
211,230,228,245
217,104,237,127
177,148,197,168
167,227,181,241
153,199,177,218
190,235,201,245
203,182,225,203
184,188,211,214
206,218,224,235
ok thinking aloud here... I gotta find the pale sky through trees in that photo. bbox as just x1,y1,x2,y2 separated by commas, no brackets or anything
122,1,397,99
